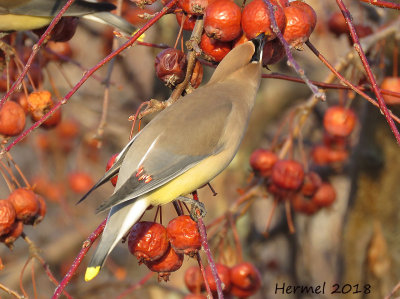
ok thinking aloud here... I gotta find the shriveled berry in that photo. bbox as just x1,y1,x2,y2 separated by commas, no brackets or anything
312,183,336,207
204,0,242,42
292,193,319,215
263,38,285,66
290,1,317,31
241,0,286,40
167,215,201,256
106,153,119,187
8,188,39,224
0,199,16,236
0,101,26,136
27,90,53,121
128,221,170,262
249,149,278,177
230,262,261,295
0,220,23,247
184,265,205,293
176,11,197,31
271,160,304,190
131,0,157,8
68,171,94,194
190,60,203,88
34,17,78,42
178,0,209,15
282,5,313,49
155,48,187,88
381,77,400,105
205,263,231,294
323,106,356,137
301,172,322,197
145,246,184,281
200,34,232,62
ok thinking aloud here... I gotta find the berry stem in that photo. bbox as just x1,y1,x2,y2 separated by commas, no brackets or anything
52,219,107,299
335,0,400,145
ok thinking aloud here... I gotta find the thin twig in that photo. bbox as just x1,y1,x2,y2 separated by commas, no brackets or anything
0,283,24,299
359,0,400,10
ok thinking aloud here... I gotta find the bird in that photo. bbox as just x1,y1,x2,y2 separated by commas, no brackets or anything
81,33,265,281
0,0,136,34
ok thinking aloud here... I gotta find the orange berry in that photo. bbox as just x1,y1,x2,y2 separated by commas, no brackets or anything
230,262,261,295
167,215,201,256
0,220,23,247
323,106,356,137
178,0,209,15
68,171,94,194
105,153,119,187
312,183,336,207
249,149,278,177
381,77,400,105
145,246,184,281
205,263,231,294
8,188,39,224
282,5,313,49
0,199,16,236
200,34,232,62
271,160,304,190
128,221,170,263
300,172,322,197
175,11,197,31
0,101,26,136
184,265,205,293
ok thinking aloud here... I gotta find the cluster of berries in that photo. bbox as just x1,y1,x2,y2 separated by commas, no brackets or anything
0,188,46,247
127,215,201,281
312,105,357,167
250,151,336,215
184,261,261,298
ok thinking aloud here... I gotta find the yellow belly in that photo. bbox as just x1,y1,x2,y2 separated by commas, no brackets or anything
146,154,228,205
0,14,52,31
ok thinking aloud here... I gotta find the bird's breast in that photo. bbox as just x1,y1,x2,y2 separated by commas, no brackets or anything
0,14,52,31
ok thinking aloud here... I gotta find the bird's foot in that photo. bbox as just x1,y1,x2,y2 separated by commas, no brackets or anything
176,196,207,221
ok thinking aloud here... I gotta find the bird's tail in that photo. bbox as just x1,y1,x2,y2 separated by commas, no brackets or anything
83,12,137,35
85,197,149,281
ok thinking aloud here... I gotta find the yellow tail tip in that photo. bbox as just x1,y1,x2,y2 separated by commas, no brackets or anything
85,266,100,281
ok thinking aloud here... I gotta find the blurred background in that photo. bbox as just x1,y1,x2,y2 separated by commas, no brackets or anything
0,0,400,298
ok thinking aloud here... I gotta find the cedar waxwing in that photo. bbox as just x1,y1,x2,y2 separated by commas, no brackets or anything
0,0,136,34
81,34,265,281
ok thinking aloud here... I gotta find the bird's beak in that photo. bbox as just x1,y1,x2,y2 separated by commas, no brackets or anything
250,33,266,63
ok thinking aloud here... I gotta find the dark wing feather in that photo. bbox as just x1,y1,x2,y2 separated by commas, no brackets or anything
76,132,140,204
7,0,115,16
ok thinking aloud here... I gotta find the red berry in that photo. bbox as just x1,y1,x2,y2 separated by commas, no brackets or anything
262,38,285,66
290,1,317,31
241,0,286,40
128,221,170,262
183,294,207,299
106,153,119,187
249,149,278,177
230,262,261,295
271,160,304,190
323,132,348,150
381,77,400,105
178,0,209,15
145,246,184,281
205,263,231,294
167,215,201,256
0,101,26,136
354,24,373,38
270,0,289,7
0,199,16,236
300,172,322,197
233,33,249,48
282,5,313,49
323,106,356,137
312,183,336,207
292,193,319,215
41,107,62,129
155,48,187,88
34,17,78,42
176,11,197,31
11,92,29,114
184,265,205,293
200,34,232,62
204,0,242,42
124,6,155,26
8,188,39,224
311,145,331,165
68,171,94,194
327,12,348,36
56,119,79,140
0,220,23,247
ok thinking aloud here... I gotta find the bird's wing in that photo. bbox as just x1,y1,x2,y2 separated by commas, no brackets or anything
3,0,115,16
95,92,234,213
76,131,142,205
